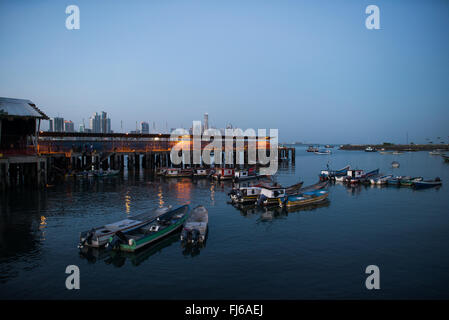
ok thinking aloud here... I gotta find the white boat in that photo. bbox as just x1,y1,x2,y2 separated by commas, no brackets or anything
180,205,208,244
370,174,393,185
78,206,172,248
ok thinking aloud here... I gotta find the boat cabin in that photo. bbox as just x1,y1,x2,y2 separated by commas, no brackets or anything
347,169,364,178
215,168,234,177
240,187,261,196
235,167,256,179
260,186,286,199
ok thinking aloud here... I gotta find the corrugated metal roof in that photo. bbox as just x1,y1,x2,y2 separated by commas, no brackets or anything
0,97,49,119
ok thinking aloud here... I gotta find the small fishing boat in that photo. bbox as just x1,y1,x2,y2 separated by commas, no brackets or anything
443,155,449,162
234,167,266,181
165,168,193,178
364,168,380,178
180,205,208,244
314,149,331,155
370,174,393,185
107,205,190,252
400,177,423,186
392,151,404,155
319,164,350,181
297,180,329,193
256,180,304,206
387,176,408,186
280,190,329,208
307,146,319,152
325,145,334,148
192,168,211,178
78,206,173,248
365,146,376,152
345,169,365,184
212,168,235,180
413,178,442,189
429,150,444,155
392,161,400,168
230,186,262,204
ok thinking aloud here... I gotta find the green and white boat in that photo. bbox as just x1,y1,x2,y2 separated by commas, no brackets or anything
107,205,190,252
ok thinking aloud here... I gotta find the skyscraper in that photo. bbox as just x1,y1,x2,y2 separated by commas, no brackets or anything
141,121,149,134
204,113,209,132
52,117,64,132
89,113,101,133
64,120,74,132
48,119,54,132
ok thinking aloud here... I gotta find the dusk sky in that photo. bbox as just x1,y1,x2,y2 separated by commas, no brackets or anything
1,0,448,144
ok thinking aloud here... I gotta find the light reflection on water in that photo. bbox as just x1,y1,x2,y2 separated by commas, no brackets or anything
0,147,449,299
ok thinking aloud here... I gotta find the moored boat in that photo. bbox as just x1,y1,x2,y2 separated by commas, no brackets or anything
392,161,400,168
280,190,329,208
319,164,350,181
365,146,376,152
165,168,193,178
413,177,442,189
78,206,173,248
212,168,235,180
307,145,319,152
192,168,211,178
229,186,262,204
180,205,208,244
107,205,190,252
400,177,423,186
314,149,331,155
443,155,449,162
370,174,393,185
234,167,265,181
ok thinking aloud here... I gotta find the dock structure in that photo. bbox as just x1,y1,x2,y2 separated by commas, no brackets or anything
0,97,49,190
1,96,295,189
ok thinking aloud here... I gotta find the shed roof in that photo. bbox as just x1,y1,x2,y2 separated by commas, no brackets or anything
0,97,49,119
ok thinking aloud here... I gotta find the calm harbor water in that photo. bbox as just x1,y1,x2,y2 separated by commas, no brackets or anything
1,146,449,299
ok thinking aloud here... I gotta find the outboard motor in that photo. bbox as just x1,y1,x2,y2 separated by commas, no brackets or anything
257,194,267,206
180,228,189,242
78,228,95,249
105,231,127,252
191,229,200,244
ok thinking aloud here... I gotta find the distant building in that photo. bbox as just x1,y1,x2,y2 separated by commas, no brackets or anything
52,117,64,132
48,119,54,132
89,113,101,133
64,120,74,132
141,121,149,134
106,118,111,133
79,123,85,132
204,113,209,132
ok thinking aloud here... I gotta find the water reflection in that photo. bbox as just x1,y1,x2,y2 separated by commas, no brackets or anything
78,232,204,267
232,199,331,221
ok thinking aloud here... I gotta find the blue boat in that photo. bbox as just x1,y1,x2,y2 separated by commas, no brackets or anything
413,178,442,189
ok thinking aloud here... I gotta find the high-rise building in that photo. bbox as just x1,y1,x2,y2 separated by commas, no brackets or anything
106,118,111,133
79,123,85,132
204,113,209,132
48,119,54,132
52,117,64,132
64,120,74,132
141,121,149,134
89,113,101,133
101,111,107,133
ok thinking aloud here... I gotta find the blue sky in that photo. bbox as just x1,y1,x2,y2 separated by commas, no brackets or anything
1,0,448,144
